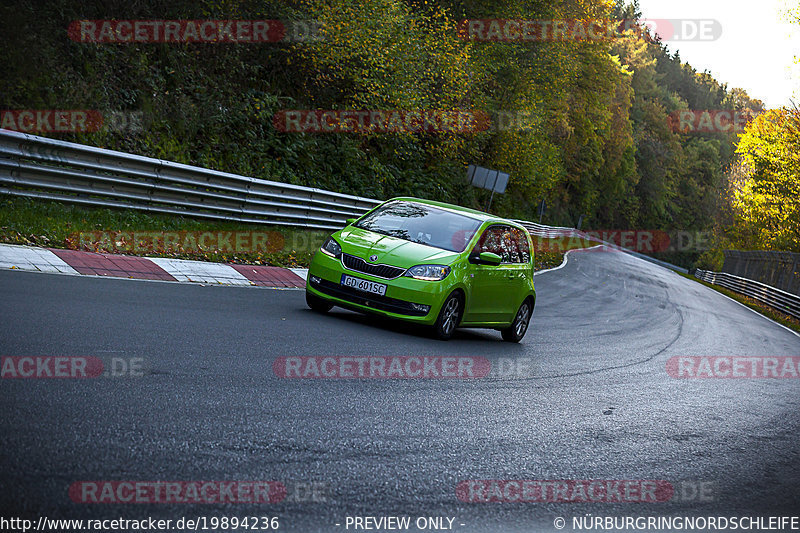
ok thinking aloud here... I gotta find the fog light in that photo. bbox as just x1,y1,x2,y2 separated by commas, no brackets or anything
310,275,322,284
410,303,431,313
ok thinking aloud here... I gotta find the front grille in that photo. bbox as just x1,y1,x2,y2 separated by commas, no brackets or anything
310,277,429,317
341,253,405,279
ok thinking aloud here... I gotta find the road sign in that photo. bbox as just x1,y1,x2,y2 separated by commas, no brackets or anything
468,165,508,194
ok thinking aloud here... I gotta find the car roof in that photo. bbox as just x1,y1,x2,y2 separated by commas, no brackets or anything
385,197,524,229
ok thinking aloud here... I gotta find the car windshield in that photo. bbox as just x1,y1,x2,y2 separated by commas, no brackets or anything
354,201,483,253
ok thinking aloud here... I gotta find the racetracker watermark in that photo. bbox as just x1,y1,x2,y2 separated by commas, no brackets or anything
284,481,328,503
530,230,671,254
544,230,713,253
68,231,285,255
1,356,145,378
69,481,286,503
68,20,321,43
667,356,800,379
273,356,491,379
458,19,721,42
456,480,674,503
1,356,103,378
490,357,538,378
0,110,144,134
273,110,490,134
668,109,763,134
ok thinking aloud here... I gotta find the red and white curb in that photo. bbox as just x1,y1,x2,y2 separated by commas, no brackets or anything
0,244,307,289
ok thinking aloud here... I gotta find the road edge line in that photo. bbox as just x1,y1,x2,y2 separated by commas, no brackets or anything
534,244,605,276
688,277,800,339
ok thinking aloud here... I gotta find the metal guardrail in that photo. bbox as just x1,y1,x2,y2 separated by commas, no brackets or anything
514,220,580,238
695,269,800,320
0,129,381,231
0,129,601,236
8,130,790,318
515,220,689,273
0,129,687,274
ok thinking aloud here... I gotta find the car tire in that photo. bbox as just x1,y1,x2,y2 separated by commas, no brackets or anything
432,292,463,340
501,299,532,342
306,291,333,313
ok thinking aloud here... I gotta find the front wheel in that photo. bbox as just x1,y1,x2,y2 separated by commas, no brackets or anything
306,291,333,313
432,293,463,340
501,299,532,342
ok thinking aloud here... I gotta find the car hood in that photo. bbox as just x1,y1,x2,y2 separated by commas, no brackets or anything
337,226,461,268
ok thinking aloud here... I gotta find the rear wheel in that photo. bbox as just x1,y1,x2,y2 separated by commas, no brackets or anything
432,293,463,340
306,291,333,313
501,299,532,342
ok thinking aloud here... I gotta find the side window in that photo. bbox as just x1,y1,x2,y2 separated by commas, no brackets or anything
510,228,531,264
473,226,500,259
474,225,526,263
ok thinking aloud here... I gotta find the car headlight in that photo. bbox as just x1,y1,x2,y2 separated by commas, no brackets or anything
320,237,342,258
404,264,451,281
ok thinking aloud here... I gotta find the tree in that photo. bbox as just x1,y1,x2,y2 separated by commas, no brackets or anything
729,108,800,251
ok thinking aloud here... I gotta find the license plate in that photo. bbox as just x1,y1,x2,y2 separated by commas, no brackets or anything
341,274,387,296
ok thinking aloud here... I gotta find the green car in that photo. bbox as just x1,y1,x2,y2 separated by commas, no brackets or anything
305,197,536,341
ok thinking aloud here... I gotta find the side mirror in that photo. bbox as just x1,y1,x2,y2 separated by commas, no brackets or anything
345,218,357,226
478,252,502,266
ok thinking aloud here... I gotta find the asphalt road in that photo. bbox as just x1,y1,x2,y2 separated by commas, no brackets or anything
1,249,799,532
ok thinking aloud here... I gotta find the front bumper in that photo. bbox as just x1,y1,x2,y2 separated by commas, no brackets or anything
306,252,450,325
308,276,429,316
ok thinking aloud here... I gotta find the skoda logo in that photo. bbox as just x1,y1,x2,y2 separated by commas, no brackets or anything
369,255,378,262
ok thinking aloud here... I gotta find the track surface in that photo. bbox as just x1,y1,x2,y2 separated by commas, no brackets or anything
1,249,799,532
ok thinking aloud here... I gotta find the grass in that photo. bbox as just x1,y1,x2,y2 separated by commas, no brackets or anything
533,248,565,271
532,235,599,272
0,196,596,271
0,196,330,268
678,271,800,334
